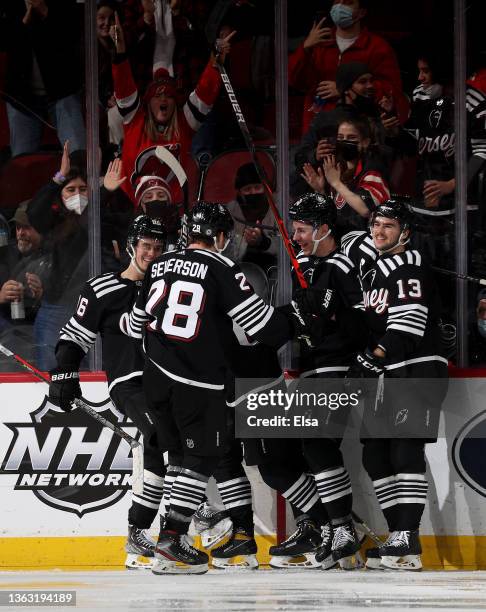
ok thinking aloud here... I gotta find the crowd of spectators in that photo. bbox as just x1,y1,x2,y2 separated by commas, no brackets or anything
0,0,486,370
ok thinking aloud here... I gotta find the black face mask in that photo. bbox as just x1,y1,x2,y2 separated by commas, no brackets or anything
352,92,378,116
237,193,268,222
144,200,169,219
335,140,360,162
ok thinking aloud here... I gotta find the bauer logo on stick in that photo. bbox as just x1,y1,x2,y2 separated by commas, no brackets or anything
0,396,138,517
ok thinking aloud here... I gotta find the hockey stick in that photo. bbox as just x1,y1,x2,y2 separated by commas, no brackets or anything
352,511,383,547
215,62,308,289
155,145,190,248
432,265,486,286
0,343,143,494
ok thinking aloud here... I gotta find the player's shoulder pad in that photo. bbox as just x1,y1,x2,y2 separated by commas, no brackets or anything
376,250,423,278
87,272,127,299
340,230,377,260
194,249,235,268
326,252,355,275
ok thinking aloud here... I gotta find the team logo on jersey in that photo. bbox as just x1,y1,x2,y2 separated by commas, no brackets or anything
452,408,486,498
0,397,137,516
335,194,346,210
186,438,194,449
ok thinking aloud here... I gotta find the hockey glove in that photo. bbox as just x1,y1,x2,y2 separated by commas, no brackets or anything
49,368,81,412
344,349,385,397
293,287,336,320
290,300,320,349
348,349,385,378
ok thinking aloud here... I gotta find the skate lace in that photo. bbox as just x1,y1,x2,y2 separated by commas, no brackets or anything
332,525,354,549
388,530,410,548
179,535,196,554
133,528,153,548
321,523,332,545
281,521,309,545
195,503,216,520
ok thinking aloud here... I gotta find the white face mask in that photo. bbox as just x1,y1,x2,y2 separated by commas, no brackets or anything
63,194,88,215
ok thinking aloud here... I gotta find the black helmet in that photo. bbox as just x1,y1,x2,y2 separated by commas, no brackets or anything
188,201,234,239
289,193,336,230
127,215,167,251
371,196,413,231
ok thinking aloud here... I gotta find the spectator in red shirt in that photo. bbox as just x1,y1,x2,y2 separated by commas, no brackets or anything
111,12,234,203
288,0,407,135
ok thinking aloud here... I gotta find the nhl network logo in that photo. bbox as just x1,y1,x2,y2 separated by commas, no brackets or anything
0,396,137,517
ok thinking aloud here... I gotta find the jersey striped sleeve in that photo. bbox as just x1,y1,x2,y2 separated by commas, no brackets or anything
112,58,141,124
356,170,390,208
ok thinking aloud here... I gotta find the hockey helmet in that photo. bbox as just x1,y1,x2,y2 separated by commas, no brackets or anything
371,196,414,231
127,215,167,249
289,193,337,230
188,201,234,239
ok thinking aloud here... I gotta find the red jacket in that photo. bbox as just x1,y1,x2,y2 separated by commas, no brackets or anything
288,28,408,135
113,57,221,203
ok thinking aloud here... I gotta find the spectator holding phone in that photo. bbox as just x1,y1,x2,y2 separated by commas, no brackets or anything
292,62,389,198
288,0,407,135
302,116,390,232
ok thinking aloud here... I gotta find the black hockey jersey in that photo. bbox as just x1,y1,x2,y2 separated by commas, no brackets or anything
340,230,378,282
360,248,447,374
402,86,486,215
293,248,366,374
121,248,292,389
57,272,145,394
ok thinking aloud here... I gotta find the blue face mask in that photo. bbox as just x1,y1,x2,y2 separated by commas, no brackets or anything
478,319,486,339
330,4,355,29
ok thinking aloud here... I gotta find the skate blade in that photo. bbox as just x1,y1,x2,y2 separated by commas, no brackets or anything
269,553,321,569
380,554,422,571
319,554,338,570
125,553,154,570
212,555,259,570
365,557,384,570
338,551,364,570
152,558,209,575
200,520,233,549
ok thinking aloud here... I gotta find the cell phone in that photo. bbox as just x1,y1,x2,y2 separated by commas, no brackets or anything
315,10,328,23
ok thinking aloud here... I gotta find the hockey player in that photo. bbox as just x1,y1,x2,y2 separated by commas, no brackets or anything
347,199,448,570
121,201,302,574
265,193,367,570
48,216,168,569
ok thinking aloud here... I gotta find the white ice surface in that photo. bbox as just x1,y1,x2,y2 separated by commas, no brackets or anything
1,570,486,611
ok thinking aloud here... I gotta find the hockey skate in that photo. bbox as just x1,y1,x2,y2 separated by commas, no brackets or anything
269,519,322,569
315,523,337,570
192,502,233,549
379,530,422,571
152,530,209,575
211,528,259,570
125,525,156,570
331,520,363,570
364,533,396,570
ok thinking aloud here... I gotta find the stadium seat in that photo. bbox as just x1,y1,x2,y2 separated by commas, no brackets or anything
0,152,61,210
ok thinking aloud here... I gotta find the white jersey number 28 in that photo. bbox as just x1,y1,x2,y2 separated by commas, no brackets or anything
146,279,205,340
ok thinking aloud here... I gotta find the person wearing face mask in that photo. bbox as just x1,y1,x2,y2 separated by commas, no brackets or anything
224,163,279,270
26,144,127,369
292,62,391,199
302,117,390,233
288,0,407,135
